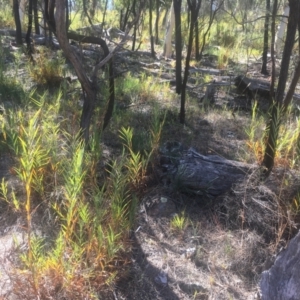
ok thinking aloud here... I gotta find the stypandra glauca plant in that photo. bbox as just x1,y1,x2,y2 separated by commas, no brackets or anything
0,90,166,297
0,50,167,297
119,106,166,190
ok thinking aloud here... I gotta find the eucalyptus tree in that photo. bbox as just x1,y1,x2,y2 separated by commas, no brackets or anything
47,0,143,143
149,0,155,57
25,0,33,55
163,1,175,58
12,0,23,45
261,0,270,75
179,0,202,124
195,0,223,61
173,0,182,94
262,0,300,175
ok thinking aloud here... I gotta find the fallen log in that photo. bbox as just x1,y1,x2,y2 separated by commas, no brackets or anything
260,230,300,300
235,75,300,104
235,75,271,98
160,143,257,197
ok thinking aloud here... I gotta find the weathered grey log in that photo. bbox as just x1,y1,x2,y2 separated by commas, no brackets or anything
260,230,300,300
235,75,300,104
160,145,257,197
235,75,271,98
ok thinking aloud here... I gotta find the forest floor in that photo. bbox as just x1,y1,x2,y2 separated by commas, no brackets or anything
1,34,300,299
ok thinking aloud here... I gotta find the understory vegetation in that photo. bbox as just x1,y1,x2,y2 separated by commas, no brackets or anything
1,1,300,299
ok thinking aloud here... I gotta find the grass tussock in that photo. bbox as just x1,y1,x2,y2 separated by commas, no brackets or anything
28,47,66,87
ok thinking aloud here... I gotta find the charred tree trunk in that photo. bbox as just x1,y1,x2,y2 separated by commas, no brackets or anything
13,0,23,45
33,0,40,34
131,0,138,51
26,0,34,56
102,60,115,130
102,0,109,26
149,0,155,57
262,0,300,176
261,0,270,75
173,0,182,94
120,3,131,32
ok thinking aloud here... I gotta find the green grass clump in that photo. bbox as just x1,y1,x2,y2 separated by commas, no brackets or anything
29,48,66,87
0,5,15,28
0,77,25,104
244,102,300,168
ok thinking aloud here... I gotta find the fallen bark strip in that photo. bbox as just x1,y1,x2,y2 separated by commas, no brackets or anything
160,145,257,197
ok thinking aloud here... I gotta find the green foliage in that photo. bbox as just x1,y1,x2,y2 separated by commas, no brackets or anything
28,47,66,87
0,83,166,297
0,41,25,105
170,210,188,231
0,4,15,28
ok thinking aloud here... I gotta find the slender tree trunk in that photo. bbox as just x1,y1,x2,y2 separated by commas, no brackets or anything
180,0,201,124
163,2,175,58
131,0,138,51
173,0,182,94
155,0,160,44
197,0,220,61
103,60,115,130
102,0,109,25
121,4,130,31
262,0,299,175
275,3,290,55
195,19,200,60
13,0,23,45
54,0,97,143
33,0,40,34
26,0,33,55
149,0,155,57
261,0,270,75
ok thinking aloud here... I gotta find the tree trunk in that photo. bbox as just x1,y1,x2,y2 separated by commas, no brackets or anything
275,3,290,55
261,0,270,75
149,0,155,57
262,0,300,176
197,0,220,61
173,0,182,94
102,0,109,25
131,0,138,51
33,0,40,34
180,0,201,124
163,2,175,58
13,0,23,45
25,0,33,56
55,0,98,143
121,3,130,32
102,60,115,130
155,0,160,44
195,18,200,60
